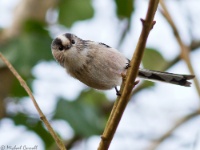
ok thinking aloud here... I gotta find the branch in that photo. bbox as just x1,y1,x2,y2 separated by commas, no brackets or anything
148,111,200,150
160,0,200,98
117,20,131,48
0,0,57,118
97,0,160,149
0,53,66,150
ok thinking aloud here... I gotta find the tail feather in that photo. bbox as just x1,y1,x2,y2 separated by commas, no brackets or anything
138,69,195,87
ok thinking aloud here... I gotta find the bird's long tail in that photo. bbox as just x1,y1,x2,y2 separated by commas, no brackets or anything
138,68,195,87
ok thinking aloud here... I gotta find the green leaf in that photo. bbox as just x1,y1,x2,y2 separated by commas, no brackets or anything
10,76,34,97
142,48,168,71
53,89,108,137
115,0,134,19
0,20,53,77
141,81,155,88
77,89,108,106
58,0,94,27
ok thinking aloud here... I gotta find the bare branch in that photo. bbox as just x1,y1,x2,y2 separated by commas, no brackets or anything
160,0,200,98
148,111,200,150
145,1,200,149
0,52,66,150
97,0,160,149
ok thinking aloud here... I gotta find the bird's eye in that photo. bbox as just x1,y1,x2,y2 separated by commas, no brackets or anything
58,46,64,51
71,40,75,44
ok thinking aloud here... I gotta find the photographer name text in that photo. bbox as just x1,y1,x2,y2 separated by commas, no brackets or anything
0,145,38,150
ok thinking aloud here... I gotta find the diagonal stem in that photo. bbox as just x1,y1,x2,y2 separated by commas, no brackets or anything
160,0,200,98
148,111,200,150
0,52,66,150
97,0,160,149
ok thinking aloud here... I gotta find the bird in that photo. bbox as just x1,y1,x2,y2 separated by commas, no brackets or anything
51,33,195,95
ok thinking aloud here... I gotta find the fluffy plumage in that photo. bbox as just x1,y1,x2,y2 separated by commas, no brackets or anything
51,33,195,91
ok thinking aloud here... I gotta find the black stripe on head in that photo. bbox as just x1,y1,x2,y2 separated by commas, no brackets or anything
51,38,63,48
64,33,73,41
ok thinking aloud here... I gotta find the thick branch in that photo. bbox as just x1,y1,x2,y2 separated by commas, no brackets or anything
0,53,66,150
97,0,160,149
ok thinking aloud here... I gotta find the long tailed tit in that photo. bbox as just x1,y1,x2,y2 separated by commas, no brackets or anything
51,33,195,95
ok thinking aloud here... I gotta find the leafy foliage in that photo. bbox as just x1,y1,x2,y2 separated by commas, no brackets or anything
53,89,109,137
10,76,33,97
142,48,168,70
0,20,52,77
58,0,94,27
115,0,134,19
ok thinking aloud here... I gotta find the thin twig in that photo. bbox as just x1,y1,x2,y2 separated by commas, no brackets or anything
148,111,200,150
97,0,159,149
0,52,66,150
160,0,200,98
146,1,200,149
117,20,131,48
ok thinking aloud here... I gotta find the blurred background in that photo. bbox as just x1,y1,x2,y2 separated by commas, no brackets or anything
0,0,200,150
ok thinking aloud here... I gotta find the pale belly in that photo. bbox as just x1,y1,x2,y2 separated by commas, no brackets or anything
67,59,127,90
